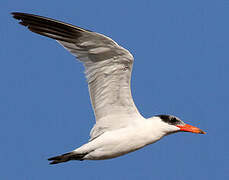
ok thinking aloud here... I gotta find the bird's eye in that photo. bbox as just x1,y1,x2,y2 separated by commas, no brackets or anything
171,118,178,123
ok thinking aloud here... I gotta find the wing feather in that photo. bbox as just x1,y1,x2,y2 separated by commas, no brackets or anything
12,12,143,139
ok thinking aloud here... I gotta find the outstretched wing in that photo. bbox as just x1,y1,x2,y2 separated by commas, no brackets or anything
12,12,143,139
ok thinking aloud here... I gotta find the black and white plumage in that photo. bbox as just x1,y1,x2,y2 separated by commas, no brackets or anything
12,12,205,164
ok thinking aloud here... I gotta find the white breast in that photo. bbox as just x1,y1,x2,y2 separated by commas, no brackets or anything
74,118,169,160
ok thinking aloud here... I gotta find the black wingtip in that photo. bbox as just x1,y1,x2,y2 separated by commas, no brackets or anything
11,12,19,19
11,12,17,16
11,12,92,32
11,12,28,26
11,12,24,19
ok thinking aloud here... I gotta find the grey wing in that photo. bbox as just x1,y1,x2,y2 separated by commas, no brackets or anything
12,12,143,140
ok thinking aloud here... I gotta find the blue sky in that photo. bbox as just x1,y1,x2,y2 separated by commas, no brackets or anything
1,0,228,179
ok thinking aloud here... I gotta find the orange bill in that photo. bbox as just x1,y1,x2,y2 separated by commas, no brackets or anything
176,124,206,134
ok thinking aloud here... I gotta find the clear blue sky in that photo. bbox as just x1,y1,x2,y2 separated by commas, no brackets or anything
1,0,228,179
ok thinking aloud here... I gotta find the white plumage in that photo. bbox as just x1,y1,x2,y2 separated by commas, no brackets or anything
57,31,142,141
12,12,205,164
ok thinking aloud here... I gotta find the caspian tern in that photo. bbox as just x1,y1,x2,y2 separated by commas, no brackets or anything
12,12,206,164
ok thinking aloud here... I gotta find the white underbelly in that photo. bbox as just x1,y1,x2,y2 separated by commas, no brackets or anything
81,126,164,160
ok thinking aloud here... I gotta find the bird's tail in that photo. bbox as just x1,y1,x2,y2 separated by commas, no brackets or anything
48,151,87,165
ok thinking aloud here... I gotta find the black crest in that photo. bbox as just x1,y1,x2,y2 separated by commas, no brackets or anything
156,115,183,125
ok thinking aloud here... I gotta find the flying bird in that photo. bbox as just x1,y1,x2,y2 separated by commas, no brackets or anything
12,12,206,164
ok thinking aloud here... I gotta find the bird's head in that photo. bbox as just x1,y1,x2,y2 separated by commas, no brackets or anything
156,115,206,135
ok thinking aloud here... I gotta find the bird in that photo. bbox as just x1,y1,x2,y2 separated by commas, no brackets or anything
12,12,206,165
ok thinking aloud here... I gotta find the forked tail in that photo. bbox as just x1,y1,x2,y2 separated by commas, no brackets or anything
48,152,87,164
